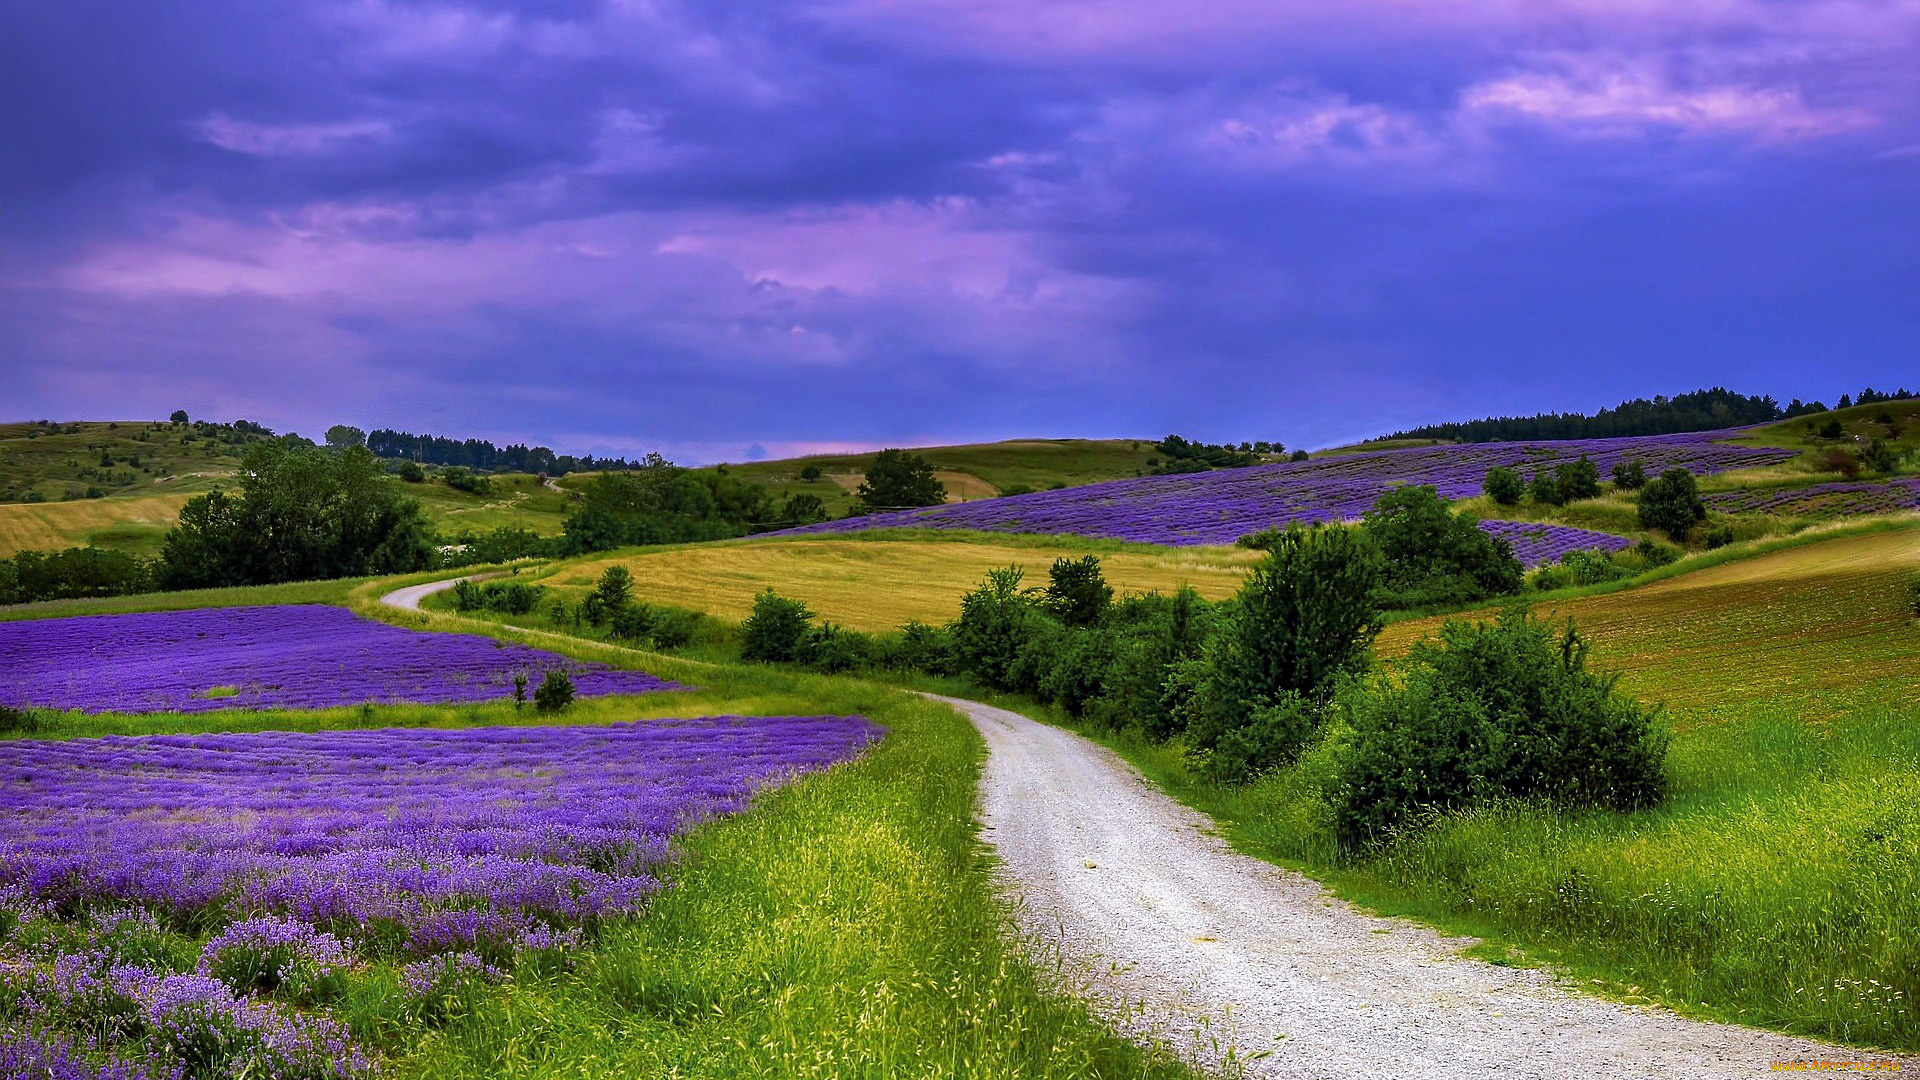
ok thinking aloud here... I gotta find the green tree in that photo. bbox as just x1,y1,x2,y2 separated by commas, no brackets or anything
855,449,946,510
1554,455,1602,501
1529,470,1565,506
780,493,829,525
1044,555,1112,628
533,669,576,712
1482,466,1524,506
1862,438,1903,476
324,425,367,450
159,441,434,588
798,465,823,483
591,565,634,612
951,566,1046,691
1637,467,1706,540
169,410,189,425
1611,459,1647,490
1197,526,1380,767
1360,485,1523,609
739,589,817,663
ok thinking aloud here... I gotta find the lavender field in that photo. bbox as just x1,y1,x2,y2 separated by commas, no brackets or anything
1703,478,1920,518
0,605,687,714
782,428,1794,550
0,716,880,1078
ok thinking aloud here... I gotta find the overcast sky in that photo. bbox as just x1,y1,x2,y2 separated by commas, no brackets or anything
4,0,1916,461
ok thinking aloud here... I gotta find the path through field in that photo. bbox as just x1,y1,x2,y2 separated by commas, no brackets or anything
937,693,1909,1078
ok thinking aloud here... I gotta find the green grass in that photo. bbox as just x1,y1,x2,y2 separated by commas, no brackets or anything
700,438,1161,519
3,585,1201,1080
1012,524,1920,1052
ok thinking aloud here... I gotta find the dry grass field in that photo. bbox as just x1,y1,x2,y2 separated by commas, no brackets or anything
0,493,196,557
530,536,1261,630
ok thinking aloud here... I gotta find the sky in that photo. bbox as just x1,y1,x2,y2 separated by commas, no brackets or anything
3,1,1916,462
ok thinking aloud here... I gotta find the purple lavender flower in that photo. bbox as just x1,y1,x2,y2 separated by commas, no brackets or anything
774,427,1793,550
196,917,350,1002
0,605,690,715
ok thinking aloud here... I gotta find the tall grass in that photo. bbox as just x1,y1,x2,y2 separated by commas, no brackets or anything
2,586,1199,1079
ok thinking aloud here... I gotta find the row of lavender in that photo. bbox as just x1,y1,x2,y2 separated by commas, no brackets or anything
1703,478,1920,517
0,605,686,715
0,717,880,1079
779,428,1794,550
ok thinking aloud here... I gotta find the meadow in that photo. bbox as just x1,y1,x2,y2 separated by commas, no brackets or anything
0,587,1200,1080
506,532,1261,632
1048,522,1920,1050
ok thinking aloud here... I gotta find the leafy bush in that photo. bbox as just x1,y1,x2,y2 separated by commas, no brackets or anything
0,546,156,605
396,460,426,482
951,567,1047,691
1814,417,1844,439
854,448,946,510
1558,548,1631,586
1704,525,1736,550
1824,449,1863,479
451,579,484,612
1631,538,1682,567
1637,467,1707,540
1554,455,1602,501
196,917,349,1004
739,589,817,663
1194,525,1380,768
890,621,957,675
1482,466,1524,506
780,493,829,526
1044,555,1112,627
1529,470,1564,506
1360,485,1524,610
533,669,575,712
1862,438,1903,476
1201,693,1318,783
1331,613,1668,851
441,467,492,495
1611,458,1646,490
804,622,873,673
0,705,44,735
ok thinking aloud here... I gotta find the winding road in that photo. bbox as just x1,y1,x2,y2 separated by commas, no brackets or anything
939,693,1908,1079
372,577,1902,1076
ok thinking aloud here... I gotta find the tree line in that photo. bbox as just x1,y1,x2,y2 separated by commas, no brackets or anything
1385,386,1914,444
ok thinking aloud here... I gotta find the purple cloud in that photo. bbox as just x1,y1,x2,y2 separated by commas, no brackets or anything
2,0,1916,460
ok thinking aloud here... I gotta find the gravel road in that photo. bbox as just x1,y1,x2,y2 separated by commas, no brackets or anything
937,693,1909,1078
378,573,499,611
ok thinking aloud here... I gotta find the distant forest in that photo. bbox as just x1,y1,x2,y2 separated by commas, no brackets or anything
365,429,643,475
1388,386,1916,444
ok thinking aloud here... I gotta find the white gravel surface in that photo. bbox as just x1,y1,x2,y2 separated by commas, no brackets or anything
935,693,1911,1079
378,573,499,611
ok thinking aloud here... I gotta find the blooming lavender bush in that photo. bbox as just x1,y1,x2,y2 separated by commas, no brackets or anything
0,716,880,1077
779,428,1792,550
1478,521,1634,566
0,605,689,714
1702,478,1920,517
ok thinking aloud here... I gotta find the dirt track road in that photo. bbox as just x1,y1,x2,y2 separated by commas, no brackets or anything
937,693,1906,1079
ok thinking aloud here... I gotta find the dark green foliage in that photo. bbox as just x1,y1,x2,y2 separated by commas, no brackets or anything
1814,418,1845,440
739,589,817,663
169,410,189,425
1862,438,1903,476
512,673,528,705
1637,467,1707,540
1611,459,1647,490
1554,455,1602,501
780,493,829,526
591,566,634,611
366,427,645,475
449,527,557,566
1044,555,1112,627
396,461,426,482
803,622,872,674
1038,628,1119,718
951,567,1045,691
1483,466,1524,505
1360,485,1525,609
156,442,434,589
0,546,156,604
1197,526,1381,765
0,705,44,735
323,425,366,450
1149,435,1268,474
441,467,492,496
798,465,823,483
452,579,484,611
1704,525,1736,550
1331,613,1668,851
1290,449,1310,462
1632,538,1681,567
561,454,770,552
1531,548,1631,591
533,669,575,713
890,621,958,676
1388,386,1791,443
854,449,946,510
1201,693,1317,784
1528,469,1564,506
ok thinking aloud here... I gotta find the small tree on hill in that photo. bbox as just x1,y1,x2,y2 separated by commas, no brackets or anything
1483,466,1523,506
855,449,945,510
169,410,189,425
1044,555,1112,628
591,565,634,612
1554,455,1602,501
1529,470,1565,506
1637,467,1706,540
533,669,575,712
781,493,829,525
324,425,367,450
1612,459,1646,490
739,589,816,663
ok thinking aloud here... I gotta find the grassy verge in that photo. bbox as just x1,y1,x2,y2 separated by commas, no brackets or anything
3,585,1199,1080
